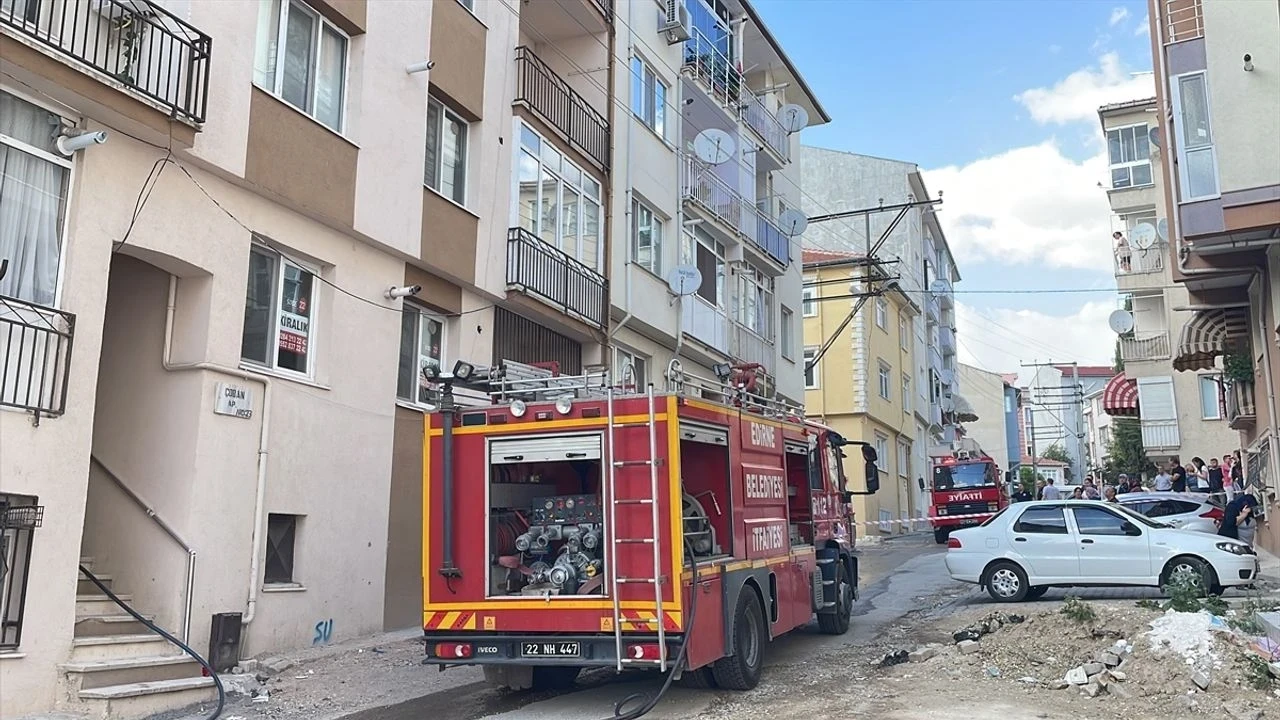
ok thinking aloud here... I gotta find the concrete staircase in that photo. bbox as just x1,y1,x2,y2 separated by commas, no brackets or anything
58,558,215,720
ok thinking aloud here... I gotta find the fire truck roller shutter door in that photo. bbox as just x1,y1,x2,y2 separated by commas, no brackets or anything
488,435,603,464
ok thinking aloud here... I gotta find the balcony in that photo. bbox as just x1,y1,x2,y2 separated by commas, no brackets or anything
939,326,957,357
0,293,76,421
681,296,729,356
587,0,612,22
926,296,940,325
682,28,791,164
1226,380,1257,430
1164,0,1203,43
680,155,789,267
514,46,610,170
1115,242,1166,286
506,227,607,330
1119,332,1172,362
1,0,212,123
730,321,772,371
742,92,789,164
1140,418,1181,449
932,277,954,308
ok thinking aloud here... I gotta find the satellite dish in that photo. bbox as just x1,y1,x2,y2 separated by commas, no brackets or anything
778,104,809,134
1108,309,1135,335
1148,126,1160,148
777,209,808,236
666,264,702,296
1131,222,1157,250
1156,218,1169,241
939,368,954,386
929,279,950,296
692,128,736,165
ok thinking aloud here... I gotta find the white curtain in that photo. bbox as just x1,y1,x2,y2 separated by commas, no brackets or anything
0,91,66,306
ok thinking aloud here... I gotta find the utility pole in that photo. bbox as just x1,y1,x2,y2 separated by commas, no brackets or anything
1021,361,1086,482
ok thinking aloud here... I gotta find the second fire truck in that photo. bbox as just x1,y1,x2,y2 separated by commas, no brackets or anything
926,450,1007,544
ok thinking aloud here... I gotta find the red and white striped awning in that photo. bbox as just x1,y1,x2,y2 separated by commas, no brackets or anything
1103,372,1139,417
1173,307,1250,372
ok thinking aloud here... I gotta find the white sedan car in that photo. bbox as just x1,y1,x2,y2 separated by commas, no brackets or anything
945,500,1258,602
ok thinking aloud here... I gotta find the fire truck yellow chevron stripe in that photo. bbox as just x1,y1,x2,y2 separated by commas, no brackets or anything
440,611,461,629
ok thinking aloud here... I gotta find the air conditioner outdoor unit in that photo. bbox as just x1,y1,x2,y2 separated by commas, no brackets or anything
659,1,691,45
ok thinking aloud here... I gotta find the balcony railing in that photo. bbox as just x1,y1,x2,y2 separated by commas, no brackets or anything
680,155,790,266
1140,418,1180,449
514,46,609,169
506,227,607,330
1115,242,1166,277
1227,380,1257,429
0,293,75,422
682,27,793,162
1164,0,1203,43
939,325,957,357
1,0,212,123
742,92,789,162
730,321,772,370
588,0,612,22
1120,332,1171,362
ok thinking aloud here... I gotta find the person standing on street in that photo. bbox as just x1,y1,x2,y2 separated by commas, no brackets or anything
1219,494,1259,546
1082,478,1101,500
1155,465,1174,492
1103,486,1119,503
1117,474,1132,494
1170,457,1188,493
1041,478,1062,500
1189,459,1209,493
1231,451,1245,499
1207,458,1225,498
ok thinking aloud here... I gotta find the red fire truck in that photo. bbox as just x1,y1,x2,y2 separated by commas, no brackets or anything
419,360,877,693
927,451,1007,544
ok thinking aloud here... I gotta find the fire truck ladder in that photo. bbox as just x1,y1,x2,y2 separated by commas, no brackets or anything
605,383,667,672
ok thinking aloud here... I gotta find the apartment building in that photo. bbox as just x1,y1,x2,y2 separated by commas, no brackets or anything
798,148,964,512
608,0,827,402
1020,365,1113,483
1145,0,1280,550
1083,387,1114,472
802,249,920,537
957,364,1015,475
1097,97,1238,466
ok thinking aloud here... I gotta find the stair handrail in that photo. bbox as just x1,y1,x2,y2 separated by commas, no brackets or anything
88,455,196,644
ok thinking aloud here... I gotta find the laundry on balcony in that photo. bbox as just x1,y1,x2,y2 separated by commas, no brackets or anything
1172,306,1250,371
1102,372,1139,417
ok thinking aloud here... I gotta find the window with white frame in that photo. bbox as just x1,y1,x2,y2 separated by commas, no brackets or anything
878,360,891,399
515,122,603,270
780,306,794,360
615,347,648,390
631,199,663,275
899,314,909,349
803,347,818,389
241,244,318,376
1199,374,1221,420
1172,72,1218,200
898,438,910,477
630,55,666,137
426,96,468,205
680,227,725,307
875,297,888,330
456,0,474,10
253,0,348,132
902,374,910,410
875,433,890,475
397,305,447,407
801,280,817,317
738,264,774,339
0,90,69,306
1107,123,1152,189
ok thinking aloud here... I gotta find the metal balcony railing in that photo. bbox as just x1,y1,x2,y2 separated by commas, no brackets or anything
514,46,610,169
1115,242,1166,277
1119,332,1171,362
0,293,75,422
682,27,793,162
1227,380,1257,429
1,0,212,123
506,227,607,330
742,92,789,162
1164,0,1202,43
588,0,612,22
680,155,790,266
1141,418,1180,449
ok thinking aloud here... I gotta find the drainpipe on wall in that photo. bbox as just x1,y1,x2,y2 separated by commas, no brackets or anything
608,0,637,345
163,275,272,626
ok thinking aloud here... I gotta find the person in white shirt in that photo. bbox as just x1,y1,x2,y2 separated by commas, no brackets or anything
1154,467,1173,491
1041,478,1062,500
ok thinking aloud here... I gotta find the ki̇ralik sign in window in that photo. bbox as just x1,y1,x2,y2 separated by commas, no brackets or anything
279,296,310,359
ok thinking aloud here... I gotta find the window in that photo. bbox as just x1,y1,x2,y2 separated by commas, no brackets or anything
897,439,910,478
253,0,348,132
0,493,39,649
738,264,774,339
875,298,888,329
1199,375,1221,420
1172,72,1218,200
264,513,300,584
1106,123,1152,188
630,56,666,137
0,91,69,306
1014,506,1068,534
1072,507,1133,536
515,122,603,270
615,347,648,390
456,0,474,9
631,199,663,275
899,314,909,349
902,374,911,409
875,433,889,475
425,97,468,205
397,305,447,407
878,361,891,400
803,347,818,389
801,281,817,317
680,227,725,307
780,306,795,360
241,245,317,376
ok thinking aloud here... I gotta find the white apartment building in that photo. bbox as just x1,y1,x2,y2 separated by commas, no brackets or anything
1022,365,1113,482
798,149,964,509
1083,387,1114,472
958,364,1011,471
1097,97,1238,465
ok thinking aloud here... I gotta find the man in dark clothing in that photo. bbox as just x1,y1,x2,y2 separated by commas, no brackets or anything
1207,458,1224,495
1170,457,1188,493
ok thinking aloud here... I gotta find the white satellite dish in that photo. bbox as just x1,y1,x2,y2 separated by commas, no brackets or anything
666,264,702,296
1108,309,1135,335
939,368,954,386
1131,222,1157,250
929,279,950,296
777,208,808,236
1156,218,1169,242
1148,126,1160,148
692,128,736,165
778,104,809,134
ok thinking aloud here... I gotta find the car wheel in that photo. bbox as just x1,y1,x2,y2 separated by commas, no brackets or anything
712,589,766,690
1025,586,1049,600
984,561,1029,602
1161,556,1217,596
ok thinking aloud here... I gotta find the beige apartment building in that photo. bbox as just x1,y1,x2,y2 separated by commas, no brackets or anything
1146,0,1280,551
0,0,826,717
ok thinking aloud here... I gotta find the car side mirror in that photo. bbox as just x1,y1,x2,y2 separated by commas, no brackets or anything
1121,522,1141,536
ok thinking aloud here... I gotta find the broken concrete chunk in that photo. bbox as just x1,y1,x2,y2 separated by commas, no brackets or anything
1224,704,1264,720
1082,662,1105,676
1082,681,1102,698
261,657,294,675
985,666,1001,678
1065,666,1089,685
1050,680,1070,690
1109,683,1134,699
1099,651,1121,667
1269,662,1280,679
1191,670,1211,691
1108,670,1127,682
908,647,939,663
957,639,980,655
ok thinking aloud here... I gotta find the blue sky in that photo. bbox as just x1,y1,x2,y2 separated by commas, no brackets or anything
755,0,1158,372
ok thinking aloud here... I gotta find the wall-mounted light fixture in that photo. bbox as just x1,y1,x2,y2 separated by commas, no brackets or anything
1244,53,1254,72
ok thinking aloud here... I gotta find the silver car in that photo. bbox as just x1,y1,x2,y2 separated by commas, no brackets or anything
1116,491,1224,533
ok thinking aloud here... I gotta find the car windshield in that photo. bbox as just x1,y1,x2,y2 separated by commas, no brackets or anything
935,463,991,489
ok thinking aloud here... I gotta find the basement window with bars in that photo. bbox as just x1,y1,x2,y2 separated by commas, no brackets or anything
264,513,300,586
1,493,41,650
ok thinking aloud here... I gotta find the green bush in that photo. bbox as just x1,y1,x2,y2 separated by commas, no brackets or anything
1060,596,1098,624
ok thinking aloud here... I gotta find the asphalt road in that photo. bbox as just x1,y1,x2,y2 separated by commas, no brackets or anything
337,533,954,720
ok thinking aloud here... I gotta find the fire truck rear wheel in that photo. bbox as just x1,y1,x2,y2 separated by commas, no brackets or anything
933,528,949,545
817,560,852,635
676,666,718,689
712,590,765,690
530,665,581,691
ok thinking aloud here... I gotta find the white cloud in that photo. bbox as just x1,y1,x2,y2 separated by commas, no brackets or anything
1109,7,1130,26
955,301,1117,374
1015,52,1155,125
923,142,1113,270
1134,14,1150,36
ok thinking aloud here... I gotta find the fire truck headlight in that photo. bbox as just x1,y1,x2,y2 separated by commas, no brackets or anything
510,399,527,417
452,361,476,381
555,396,573,415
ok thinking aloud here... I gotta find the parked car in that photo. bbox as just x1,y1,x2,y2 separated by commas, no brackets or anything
1116,491,1224,534
944,500,1258,602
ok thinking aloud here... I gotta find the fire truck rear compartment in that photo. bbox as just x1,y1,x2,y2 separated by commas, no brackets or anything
678,427,733,559
488,433,607,597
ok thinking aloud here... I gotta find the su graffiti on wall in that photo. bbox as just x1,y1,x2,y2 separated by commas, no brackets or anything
313,618,334,645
